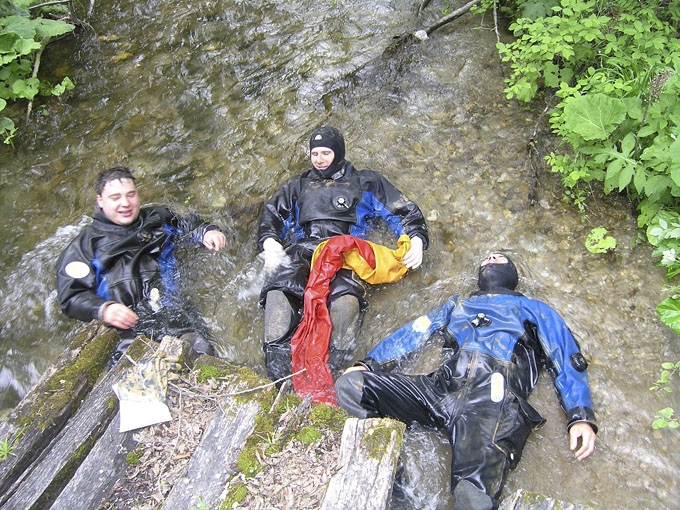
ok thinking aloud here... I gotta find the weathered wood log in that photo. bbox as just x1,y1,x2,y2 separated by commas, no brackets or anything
0,322,118,502
49,413,137,510
320,417,405,510
385,0,483,56
49,335,188,510
162,397,262,508
0,334,155,509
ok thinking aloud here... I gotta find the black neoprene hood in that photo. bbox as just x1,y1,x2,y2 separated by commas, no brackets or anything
478,255,519,292
309,126,346,178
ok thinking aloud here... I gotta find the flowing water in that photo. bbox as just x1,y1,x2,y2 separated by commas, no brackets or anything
1,0,678,507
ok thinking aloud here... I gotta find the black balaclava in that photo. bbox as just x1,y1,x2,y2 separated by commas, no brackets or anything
309,126,346,179
477,254,519,293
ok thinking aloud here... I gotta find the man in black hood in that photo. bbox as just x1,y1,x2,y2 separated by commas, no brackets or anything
335,252,597,509
257,125,429,383
56,166,227,360
476,252,519,293
309,125,347,179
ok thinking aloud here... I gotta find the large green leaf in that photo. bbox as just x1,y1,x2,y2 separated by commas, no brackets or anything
658,296,680,333
32,18,74,39
562,93,627,141
11,76,39,100
1,15,36,39
669,137,680,187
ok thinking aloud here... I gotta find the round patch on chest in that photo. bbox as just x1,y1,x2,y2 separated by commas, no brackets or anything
64,261,91,279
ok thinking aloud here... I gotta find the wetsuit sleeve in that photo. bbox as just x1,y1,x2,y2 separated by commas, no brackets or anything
257,176,300,251
527,299,598,433
167,208,222,244
55,229,108,322
363,297,458,369
358,171,429,249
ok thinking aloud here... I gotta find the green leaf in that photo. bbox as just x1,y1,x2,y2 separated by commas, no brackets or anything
562,93,627,141
32,18,75,40
585,227,617,253
50,76,74,96
652,418,668,429
669,137,680,187
10,77,39,100
658,407,675,419
657,296,680,333
1,15,37,39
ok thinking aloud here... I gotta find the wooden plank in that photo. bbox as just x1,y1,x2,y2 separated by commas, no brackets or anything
0,336,154,510
320,417,405,510
162,398,262,509
49,414,137,510
50,335,189,509
0,322,118,501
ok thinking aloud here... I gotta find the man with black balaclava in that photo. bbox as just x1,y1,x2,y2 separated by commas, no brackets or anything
335,253,597,510
257,126,429,383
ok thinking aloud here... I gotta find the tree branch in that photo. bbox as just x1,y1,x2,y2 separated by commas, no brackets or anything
424,0,482,36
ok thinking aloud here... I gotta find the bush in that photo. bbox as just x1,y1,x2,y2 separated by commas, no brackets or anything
0,0,76,144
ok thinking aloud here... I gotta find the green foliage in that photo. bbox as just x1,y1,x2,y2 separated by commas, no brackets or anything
650,361,680,429
492,0,680,430
125,448,144,466
0,436,15,461
498,1,680,299
497,0,680,222
585,227,616,254
656,295,680,335
0,426,26,461
646,209,680,281
0,1,75,144
652,407,678,430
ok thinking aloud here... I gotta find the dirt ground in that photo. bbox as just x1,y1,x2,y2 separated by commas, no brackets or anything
100,370,342,510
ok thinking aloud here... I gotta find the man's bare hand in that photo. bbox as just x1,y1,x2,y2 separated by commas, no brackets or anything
569,422,596,461
203,230,227,252
102,302,139,330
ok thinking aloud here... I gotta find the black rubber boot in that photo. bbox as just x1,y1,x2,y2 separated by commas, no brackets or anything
263,341,293,384
263,290,299,385
453,480,494,510
335,370,371,418
180,332,215,357
328,294,362,370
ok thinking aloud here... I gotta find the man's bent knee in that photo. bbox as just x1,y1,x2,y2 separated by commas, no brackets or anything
264,290,297,343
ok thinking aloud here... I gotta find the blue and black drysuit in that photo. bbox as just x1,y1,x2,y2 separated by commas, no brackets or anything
257,160,429,378
56,206,221,348
336,287,597,507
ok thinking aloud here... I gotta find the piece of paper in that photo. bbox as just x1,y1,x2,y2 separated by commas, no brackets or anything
117,398,172,432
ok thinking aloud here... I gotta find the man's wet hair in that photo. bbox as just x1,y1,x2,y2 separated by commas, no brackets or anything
95,166,136,196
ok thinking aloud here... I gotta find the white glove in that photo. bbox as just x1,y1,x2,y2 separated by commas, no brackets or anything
262,237,287,274
402,236,424,269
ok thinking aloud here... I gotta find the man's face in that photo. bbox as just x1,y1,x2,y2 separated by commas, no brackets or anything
481,253,508,266
310,146,335,172
96,178,141,226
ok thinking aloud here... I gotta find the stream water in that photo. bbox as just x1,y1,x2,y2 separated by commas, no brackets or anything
1,0,678,507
